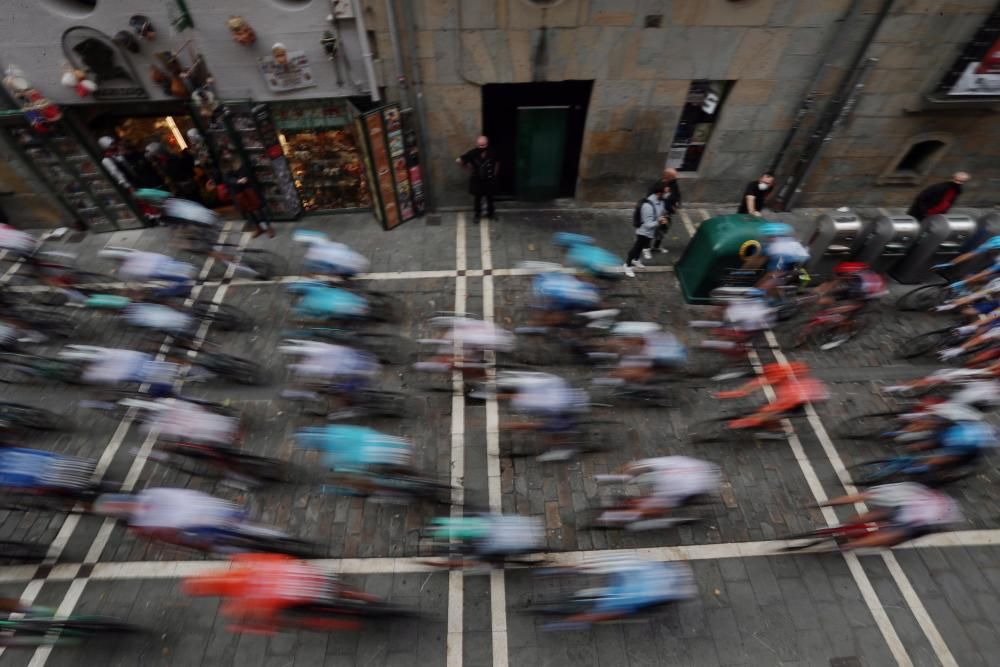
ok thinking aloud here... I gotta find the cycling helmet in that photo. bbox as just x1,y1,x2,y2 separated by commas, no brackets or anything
834,262,869,276
552,232,593,248
940,422,996,449
760,222,793,237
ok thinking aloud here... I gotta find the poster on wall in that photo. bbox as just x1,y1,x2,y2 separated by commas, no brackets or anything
402,110,426,217
251,103,303,218
364,111,400,229
383,105,414,222
933,8,1000,99
258,47,316,92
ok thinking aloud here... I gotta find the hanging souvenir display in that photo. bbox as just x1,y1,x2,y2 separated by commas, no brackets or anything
271,100,369,212
227,16,256,46
59,62,98,97
3,65,62,132
112,30,140,53
61,27,148,100
129,15,156,40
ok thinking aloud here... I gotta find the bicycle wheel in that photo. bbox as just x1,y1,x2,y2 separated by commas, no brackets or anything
190,302,251,332
15,307,75,338
897,284,947,311
355,332,414,365
201,353,268,386
242,249,286,280
687,417,732,443
896,328,954,359
775,529,841,553
230,451,295,486
0,403,72,431
814,321,859,352
365,290,402,323
152,444,225,480
359,389,413,418
831,412,897,440
237,534,326,559
849,459,907,486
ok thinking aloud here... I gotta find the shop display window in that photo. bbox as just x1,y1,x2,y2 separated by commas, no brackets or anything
272,100,370,212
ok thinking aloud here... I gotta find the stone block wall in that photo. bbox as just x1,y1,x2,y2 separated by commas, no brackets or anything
376,0,1000,208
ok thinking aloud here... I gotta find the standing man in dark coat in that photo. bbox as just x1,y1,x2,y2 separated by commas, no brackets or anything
456,135,499,224
907,172,969,220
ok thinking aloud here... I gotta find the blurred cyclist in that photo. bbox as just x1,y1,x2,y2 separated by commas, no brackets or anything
754,223,809,301
98,248,195,300
492,371,589,460
287,282,371,322
817,262,887,311
528,271,602,329
415,316,515,378
714,361,828,431
552,233,622,282
280,340,380,418
534,556,696,630
0,447,97,505
293,231,370,279
592,455,720,529
427,513,545,567
596,322,688,386
184,554,344,634
294,424,415,497
59,345,178,398
817,482,962,550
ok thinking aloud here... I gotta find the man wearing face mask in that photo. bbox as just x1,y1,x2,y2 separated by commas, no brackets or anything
738,173,775,217
457,135,500,224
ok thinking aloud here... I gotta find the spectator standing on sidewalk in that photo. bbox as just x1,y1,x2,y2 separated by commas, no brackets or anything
456,136,499,224
737,173,775,217
645,168,681,259
907,172,970,221
623,181,668,278
225,158,274,238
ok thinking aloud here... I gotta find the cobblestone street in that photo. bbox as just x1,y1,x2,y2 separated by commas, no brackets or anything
1,204,999,667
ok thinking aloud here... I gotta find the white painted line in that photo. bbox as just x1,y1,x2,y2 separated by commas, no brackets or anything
678,210,697,238
480,218,509,667
20,226,248,667
447,212,467,667
741,323,912,665
764,331,958,667
3,528,998,583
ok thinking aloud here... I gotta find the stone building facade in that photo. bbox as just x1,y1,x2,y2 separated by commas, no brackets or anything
370,0,1000,209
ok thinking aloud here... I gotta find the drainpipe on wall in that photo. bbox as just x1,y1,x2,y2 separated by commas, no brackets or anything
768,0,863,179
399,0,435,211
384,0,409,108
350,0,381,103
777,0,895,210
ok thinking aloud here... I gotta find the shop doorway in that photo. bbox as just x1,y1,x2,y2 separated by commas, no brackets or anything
81,104,216,207
482,81,592,200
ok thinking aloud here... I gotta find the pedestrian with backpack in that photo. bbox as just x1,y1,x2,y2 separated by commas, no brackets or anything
623,181,668,278
646,168,681,259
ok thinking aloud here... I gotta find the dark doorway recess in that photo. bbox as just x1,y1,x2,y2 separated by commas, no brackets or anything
482,80,593,200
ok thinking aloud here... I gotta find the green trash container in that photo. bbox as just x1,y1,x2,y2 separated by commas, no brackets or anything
675,214,767,304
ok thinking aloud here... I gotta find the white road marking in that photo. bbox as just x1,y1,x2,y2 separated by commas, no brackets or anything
19,226,250,667
446,212,467,667
2,529,998,582
678,209,697,237
691,202,912,667
765,332,958,667
480,218,509,667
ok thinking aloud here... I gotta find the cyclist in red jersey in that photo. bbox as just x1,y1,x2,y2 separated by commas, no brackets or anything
714,362,828,429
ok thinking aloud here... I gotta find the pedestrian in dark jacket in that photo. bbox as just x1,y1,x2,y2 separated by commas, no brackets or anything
225,159,273,238
737,173,775,217
623,181,669,278
456,135,499,223
907,172,969,220
647,168,681,258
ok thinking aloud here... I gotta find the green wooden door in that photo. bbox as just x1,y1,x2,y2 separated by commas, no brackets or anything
515,106,569,200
